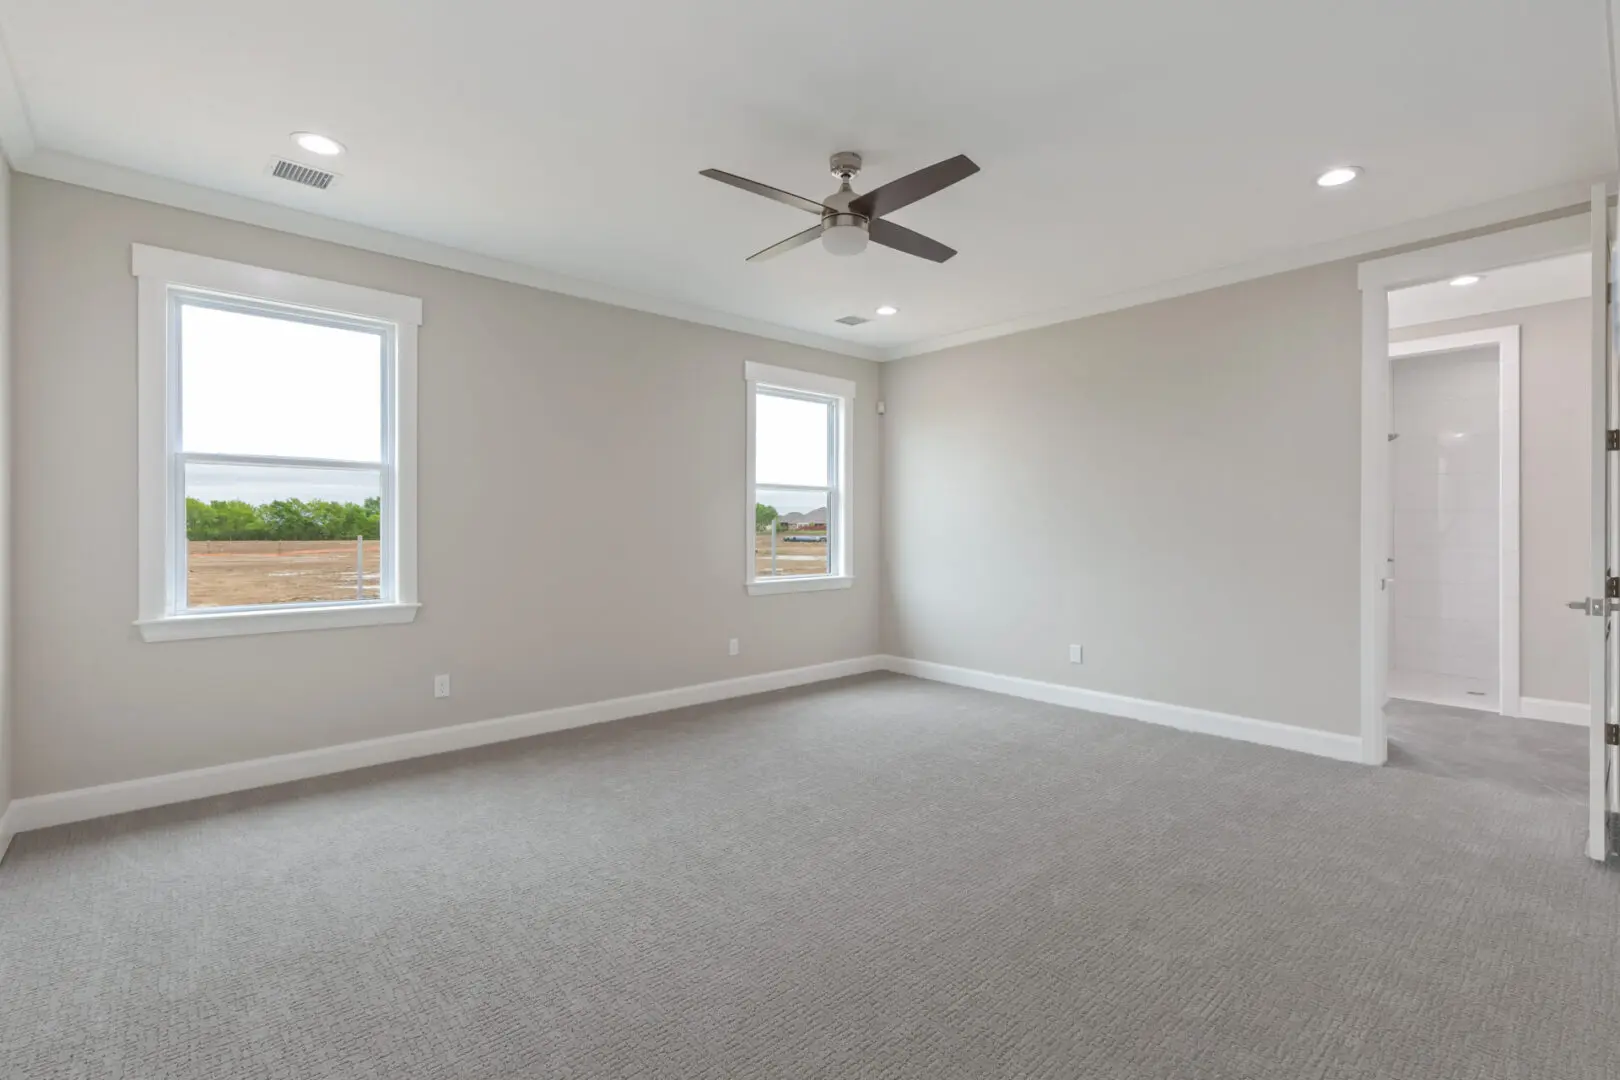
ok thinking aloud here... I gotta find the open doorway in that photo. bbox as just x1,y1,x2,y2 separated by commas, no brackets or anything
1358,201,1611,859
1379,267,1588,802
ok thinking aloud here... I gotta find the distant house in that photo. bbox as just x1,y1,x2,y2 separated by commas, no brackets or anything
778,507,829,529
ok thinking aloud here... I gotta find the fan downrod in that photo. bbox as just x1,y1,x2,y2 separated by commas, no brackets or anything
829,152,862,184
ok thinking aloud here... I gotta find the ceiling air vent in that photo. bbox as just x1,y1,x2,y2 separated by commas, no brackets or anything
835,315,870,326
269,158,338,190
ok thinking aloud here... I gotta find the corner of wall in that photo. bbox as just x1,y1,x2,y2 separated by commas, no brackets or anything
876,358,898,657
1,155,15,857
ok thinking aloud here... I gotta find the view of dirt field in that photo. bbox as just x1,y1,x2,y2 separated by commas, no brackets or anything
754,532,828,576
190,529,818,605
186,539,380,608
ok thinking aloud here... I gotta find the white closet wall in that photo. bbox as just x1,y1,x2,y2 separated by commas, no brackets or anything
1390,346,1500,706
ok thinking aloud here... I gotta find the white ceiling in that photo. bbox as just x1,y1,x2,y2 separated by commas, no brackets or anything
0,1,1614,358
1389,252,1592,329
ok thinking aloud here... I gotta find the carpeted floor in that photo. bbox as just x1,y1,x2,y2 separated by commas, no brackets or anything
1,672,1615,1079
1386,697,1587,803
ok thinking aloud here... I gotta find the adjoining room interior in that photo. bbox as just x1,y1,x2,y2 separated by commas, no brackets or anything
1380,254,1590,799
1,3,1620,1079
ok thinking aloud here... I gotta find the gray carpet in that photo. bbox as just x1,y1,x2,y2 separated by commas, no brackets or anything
1387,697,1588,803
1,673,1615,1079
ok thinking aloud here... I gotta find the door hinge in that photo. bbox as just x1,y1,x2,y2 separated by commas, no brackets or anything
1607,577,1618,599
1608,724,1620,747
1609,430,1620,451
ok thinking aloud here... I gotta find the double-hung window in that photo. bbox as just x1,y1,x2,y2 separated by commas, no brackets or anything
133,245,422,641
745,362,854,594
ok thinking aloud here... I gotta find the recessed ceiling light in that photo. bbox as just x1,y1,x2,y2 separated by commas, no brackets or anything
1315,166,1361,188
875,305,899,316
1449,274,1483,287
292,132,345,156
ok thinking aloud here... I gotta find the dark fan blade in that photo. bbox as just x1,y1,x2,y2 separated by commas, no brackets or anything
700,169,828,215
848,154,979,220
868,218,956,263
747,224,823,262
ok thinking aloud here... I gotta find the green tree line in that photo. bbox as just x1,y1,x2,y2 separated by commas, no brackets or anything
187,497,381,541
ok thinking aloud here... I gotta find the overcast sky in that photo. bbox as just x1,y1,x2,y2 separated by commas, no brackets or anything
183,304,830,513
183,304,383,503
754,393,831,515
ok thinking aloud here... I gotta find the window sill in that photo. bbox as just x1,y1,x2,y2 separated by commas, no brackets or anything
136,602,421,642
746,576,854,596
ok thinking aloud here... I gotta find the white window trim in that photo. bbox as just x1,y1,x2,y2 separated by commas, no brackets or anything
132,244,423,642
744,361,855,596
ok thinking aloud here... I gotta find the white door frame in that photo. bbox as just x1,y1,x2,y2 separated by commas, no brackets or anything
1357,213,1591,767
1386,326,1521,718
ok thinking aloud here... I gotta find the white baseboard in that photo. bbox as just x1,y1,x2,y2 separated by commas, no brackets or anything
3,652,1374,837
6,655,885,835
0,803,13,864
1518,697,1589,727
881,655,1365,763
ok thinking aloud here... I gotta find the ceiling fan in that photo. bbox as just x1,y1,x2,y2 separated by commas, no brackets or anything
700,151,979,263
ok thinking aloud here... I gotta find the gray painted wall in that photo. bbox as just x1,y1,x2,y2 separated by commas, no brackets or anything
12,176,881,798
1391,297,1591,704
881,262,1363,735
0,162,11,820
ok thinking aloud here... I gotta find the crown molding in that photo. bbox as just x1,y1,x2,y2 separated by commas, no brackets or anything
882,178,1609,360
10,147,1611,365
0,17,36,163
13,149,885,361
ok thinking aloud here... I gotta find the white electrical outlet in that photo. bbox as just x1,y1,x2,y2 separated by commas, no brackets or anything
434,674,451,698
1069,644,1084,665
728,638,740,657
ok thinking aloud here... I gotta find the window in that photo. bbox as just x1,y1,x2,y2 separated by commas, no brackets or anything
745,361,854,595
133,246,421,641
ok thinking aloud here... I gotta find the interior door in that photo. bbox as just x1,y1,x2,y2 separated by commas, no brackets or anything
1583,184,1616,862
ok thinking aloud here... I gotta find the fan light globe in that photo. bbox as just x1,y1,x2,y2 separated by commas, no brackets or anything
822,224,868,257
